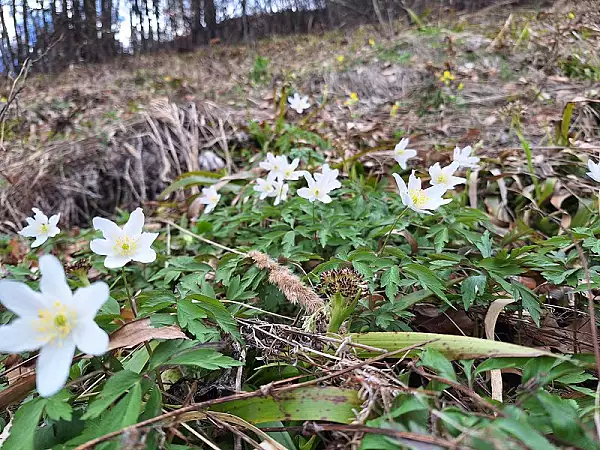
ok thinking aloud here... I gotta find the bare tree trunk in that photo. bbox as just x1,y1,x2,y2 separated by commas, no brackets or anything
0,7,17,72
204,0,216,39
11,0,22,63
241,0,249,41
22,0,30,58
84,0,97,60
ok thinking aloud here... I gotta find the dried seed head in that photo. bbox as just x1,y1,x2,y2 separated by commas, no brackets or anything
64,258,91,275
319,267,367,300
249,251,324,313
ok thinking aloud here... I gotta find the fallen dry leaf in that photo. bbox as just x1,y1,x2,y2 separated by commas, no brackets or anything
0,373,36,410
484,298,516,402
108,317,187,351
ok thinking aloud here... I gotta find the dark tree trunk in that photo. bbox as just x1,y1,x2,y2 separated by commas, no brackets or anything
22,0,29,58
0,7,17,71
11,0,22,62
204,0,216,38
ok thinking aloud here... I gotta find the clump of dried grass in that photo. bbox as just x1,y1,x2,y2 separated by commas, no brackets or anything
0,100,239,231
249,250,324,313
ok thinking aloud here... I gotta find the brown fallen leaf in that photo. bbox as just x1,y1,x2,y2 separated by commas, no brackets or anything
0,373,36,410
484,298,516,402
108,317,187,351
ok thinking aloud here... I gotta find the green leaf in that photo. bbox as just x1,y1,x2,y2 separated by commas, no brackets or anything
420,347,456,381
2,398,46,450
159,171,228,199
475,230,493,258
404,264,448,303
163,349,242,370
185,295,241,341
493,417,556,450
349,332,554,359
70,383,143,450
44,391,73,421
210,387,361,424
461,275,487,310
380,266,401,301
512,282,542,327
82,370,142,419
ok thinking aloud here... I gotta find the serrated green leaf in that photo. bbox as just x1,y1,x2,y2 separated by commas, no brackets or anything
380,266,401,301
404,264,448,303
82,370,141,419
44,391,72,422
161,349,242,370
421,347,456,381
461,275,487,310
2,398,46,450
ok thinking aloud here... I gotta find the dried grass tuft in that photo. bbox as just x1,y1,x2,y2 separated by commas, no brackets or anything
248,250,324,313
0,100,239,231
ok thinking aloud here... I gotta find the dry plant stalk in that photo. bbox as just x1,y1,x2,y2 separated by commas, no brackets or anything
248,251,324,313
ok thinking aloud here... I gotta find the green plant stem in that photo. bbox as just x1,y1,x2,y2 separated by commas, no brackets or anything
378,207,409,256
121,268,165,392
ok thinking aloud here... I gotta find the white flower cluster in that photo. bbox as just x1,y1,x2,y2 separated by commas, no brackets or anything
4,206,159,397
392,138,480,214
254,153,341,205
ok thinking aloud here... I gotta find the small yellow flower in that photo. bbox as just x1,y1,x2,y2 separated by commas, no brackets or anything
336,55,345,63
390,103,400,116
567,12,575,19
368,38,375,47
163,75,172,82
457,82,464,91
439,70,455,85
350,92,359,101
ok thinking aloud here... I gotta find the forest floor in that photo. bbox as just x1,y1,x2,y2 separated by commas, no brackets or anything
1,0,600,449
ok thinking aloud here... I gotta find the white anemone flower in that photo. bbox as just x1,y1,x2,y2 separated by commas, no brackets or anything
288,93,311,114
260,153,302,181
273,181,289,206
90,207,158,269
314,164,341,191
393,138,417,170
428,162,466,191
393,171,451,214
0,255,109,397
587,159,600,183
19,208,60,248
297,173,334,204
198,186,221,214
254,177,278,200
453,145,480,169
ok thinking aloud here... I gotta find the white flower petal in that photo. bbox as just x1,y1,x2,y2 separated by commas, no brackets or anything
297,187,313,201
36,339,76,397
39,255,72,301
31,235,49,248
73,321,109,356
32,208,49,223
133,247,156,264
71,282,110,321
93,217,123,240
19,224,38,238
49,214,60,227
319,194,332,204
0,319,47,353
90,238,114,256
103,255,131,269
0,280,47,317
392,173,407,194
123,208,144,238
407,171,421,191
137,232,158,249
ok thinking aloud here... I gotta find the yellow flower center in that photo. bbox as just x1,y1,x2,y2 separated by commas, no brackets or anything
35,301,77,343
409,189,429,208
115,236,137,256
313,188,320,197
39,223,49,234
436,174,449,185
